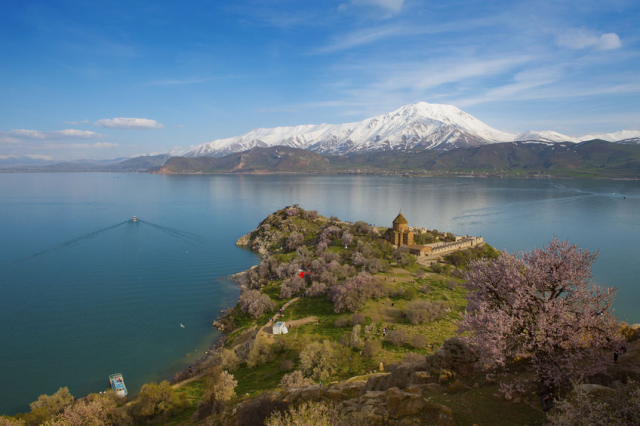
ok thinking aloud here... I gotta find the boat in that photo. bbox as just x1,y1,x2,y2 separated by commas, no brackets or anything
109,373,128,397
132,216,138,222
180,323,185,328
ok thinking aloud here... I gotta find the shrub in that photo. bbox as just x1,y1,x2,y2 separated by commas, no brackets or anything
239,289,276,318
403,287,418,300
204,368,237,404
411,334,427,349
386,329,408,346
302,210,318,220
286,231,304,250
328,272,382,313
419,284,431,294
350,313,366,325
246,340,273,368
392,246,415,267
341,232,353,247
128,381,188,423
405,300,447,325
214,347,239,372
25,387,74,426
299,341,345,381
308,281,327,297
363,340,382,358
279,371,314,389
42,392,131,426
266,401,373,426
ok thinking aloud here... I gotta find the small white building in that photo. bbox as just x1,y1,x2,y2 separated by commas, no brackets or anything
273,321,288,335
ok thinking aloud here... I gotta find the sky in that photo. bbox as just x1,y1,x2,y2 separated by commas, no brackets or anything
1,0,639,160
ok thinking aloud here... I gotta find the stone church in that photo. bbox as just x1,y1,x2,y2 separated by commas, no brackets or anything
384,212,414,247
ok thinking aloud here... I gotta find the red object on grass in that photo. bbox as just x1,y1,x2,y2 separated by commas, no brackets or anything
299,272,305,278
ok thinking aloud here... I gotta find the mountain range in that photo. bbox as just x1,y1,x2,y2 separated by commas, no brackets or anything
185,102,640,157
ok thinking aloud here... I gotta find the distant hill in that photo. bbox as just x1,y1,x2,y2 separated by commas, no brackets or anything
0,154,171,173
160,141,640,178
160,146,330,174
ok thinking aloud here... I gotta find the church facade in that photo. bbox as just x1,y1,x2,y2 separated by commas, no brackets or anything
384,212,414,247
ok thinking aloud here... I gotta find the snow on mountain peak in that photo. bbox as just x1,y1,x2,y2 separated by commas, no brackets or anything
184,102,634,158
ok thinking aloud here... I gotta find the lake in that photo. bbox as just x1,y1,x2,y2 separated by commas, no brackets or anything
0,173,638,414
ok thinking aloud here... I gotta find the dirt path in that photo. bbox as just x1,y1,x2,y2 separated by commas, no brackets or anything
255,297,300,341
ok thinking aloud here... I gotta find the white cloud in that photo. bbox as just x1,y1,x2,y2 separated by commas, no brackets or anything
40,142,119,149
8,129,102,139
63,120,89,125
0,136,22,144
557,29,622,50
351,0,404,13
94,117,164,130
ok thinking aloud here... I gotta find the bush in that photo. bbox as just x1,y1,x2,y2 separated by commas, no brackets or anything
308,281,327,297
386,329,408,346
328,272,383,313
363,340,382,358
239,289,276,318
300,341,345,382
128,381,188,423
41,392,131,426
286,231,304,250
246,340,274,368
403,287,418,300
392,246,415,267
302,210,318,220
279,371,314,389
411,334,427,348
419,284,431,294
204,368,237,404
217,348,239,371
405,300,447,325
266,401,373,426
25,387,74,426
350,313,366,325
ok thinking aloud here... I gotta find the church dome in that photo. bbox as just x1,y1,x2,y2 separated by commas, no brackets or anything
393,212,408,225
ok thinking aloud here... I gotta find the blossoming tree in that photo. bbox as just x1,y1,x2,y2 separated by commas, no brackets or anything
459,238,624,393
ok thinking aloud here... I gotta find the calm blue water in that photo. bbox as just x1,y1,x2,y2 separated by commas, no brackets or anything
0,173,639,414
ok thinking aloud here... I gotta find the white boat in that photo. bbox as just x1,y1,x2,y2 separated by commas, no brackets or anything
180,323,185,328
132,216,138,222
109,373,128,397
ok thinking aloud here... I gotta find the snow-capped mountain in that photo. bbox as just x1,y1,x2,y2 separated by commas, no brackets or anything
184,102,638,158
514,131,579,143
186,102,516,157
578,130,640,142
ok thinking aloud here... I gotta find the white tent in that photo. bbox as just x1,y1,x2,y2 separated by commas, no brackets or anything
273,321,288,335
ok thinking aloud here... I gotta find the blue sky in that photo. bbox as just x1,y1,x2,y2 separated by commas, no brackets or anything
1,0,638,160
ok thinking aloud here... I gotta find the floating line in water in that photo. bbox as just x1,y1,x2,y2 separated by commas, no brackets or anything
137,220,205,245
12,220,129,264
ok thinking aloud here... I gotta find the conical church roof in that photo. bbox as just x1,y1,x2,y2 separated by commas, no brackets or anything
393,212,408,225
